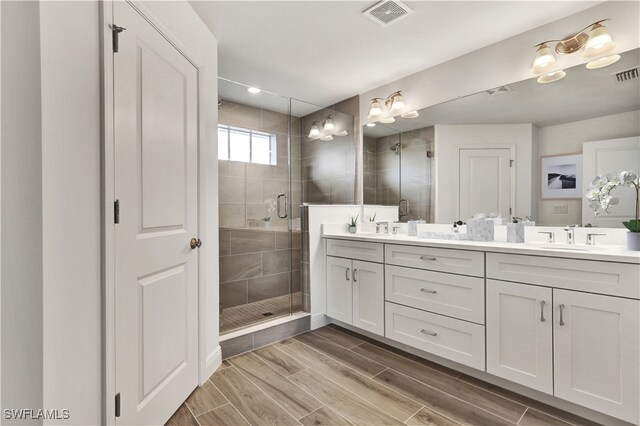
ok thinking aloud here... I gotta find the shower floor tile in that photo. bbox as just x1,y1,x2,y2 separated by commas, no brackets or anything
220,292,302,334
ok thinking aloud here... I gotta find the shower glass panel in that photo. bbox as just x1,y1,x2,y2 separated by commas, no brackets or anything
218,78,301,334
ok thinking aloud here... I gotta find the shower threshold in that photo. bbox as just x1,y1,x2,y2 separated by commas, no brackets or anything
220,291,304,336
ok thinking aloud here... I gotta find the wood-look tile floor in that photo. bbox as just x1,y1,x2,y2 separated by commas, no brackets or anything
167,324,601,426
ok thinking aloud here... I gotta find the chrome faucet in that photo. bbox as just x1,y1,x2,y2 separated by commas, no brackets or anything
586,232,606,246
376,221,390,234
563,224,580,244
538,231,555,243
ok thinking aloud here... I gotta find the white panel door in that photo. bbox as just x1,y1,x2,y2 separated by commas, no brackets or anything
114,2,199,424
352,260,384,336
326,257,353,324
459,148,511,220
486,280,552,394
582,137,640,227
554,290,639,424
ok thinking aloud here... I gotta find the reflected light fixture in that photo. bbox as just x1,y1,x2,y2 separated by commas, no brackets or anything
323,115,334,131
335,130,349,136
367,90,417,122
320,134,334,141
247,87,261,94
366,123,376,127
530,19,620,83
401,110,419,119
308,122,320,138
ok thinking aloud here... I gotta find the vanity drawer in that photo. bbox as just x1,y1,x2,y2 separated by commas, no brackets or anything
385,265,484,324
326,239,383,263
385,244,484,277
486,253,640,299
385,302,485,370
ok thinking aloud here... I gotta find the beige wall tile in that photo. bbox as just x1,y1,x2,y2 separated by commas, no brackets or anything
219,203,246,228
220,253,261,282
230,229,275,254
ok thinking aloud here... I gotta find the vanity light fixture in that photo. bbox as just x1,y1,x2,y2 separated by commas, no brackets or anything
379,117,396,124
366,123,376,127
323,115,335,131
401,110,419,119
247,87,261,94
308,122,320,138
367,90,416,122
335,130,349,136
530,19,620,83
320,134,334,141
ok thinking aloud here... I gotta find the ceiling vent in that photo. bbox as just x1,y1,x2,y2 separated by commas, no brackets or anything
362,0,413,27
615,67,639,82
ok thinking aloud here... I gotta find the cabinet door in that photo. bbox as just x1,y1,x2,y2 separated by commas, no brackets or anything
326,256,353,324
352,260,384,336
554,290,639,424
486,281,552,394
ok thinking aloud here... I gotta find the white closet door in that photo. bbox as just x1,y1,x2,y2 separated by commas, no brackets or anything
582,137,640,227
486,280,552,394
114,2,199,424
459,148,512,220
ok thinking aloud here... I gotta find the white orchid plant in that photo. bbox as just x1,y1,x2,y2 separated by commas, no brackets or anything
586,170,640,232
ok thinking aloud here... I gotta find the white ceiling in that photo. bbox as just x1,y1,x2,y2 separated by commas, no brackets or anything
363,48,640,138
190,1,602,107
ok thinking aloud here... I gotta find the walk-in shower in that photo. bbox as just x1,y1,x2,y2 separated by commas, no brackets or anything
217,78,356,334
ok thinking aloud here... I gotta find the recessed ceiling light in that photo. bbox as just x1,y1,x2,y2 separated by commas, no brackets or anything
366,123,376,127
247,87,261,94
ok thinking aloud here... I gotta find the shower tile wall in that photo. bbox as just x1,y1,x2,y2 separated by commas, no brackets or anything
364,126,434,221
300,97,357,205
218,99,302,309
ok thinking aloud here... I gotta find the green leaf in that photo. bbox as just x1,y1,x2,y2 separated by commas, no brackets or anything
623,220,640,232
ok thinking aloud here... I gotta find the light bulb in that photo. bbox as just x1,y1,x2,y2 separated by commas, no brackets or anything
537,70,566,84
323,116,334,132
308,123,320,138
389,94,405,112
368,99,383,119
582,24,616,59
530,44,557,75
379,116,396,124
247,87,261,94
586,54,620,69
320,135,334,141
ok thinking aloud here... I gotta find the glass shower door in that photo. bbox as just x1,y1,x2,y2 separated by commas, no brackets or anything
218,78,297,333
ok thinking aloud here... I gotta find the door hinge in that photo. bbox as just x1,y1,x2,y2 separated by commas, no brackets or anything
114,200,120,224
115,393,121,418
509,159,514,167
112,25,126,53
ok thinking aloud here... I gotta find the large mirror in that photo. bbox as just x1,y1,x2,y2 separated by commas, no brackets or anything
363,48,640,227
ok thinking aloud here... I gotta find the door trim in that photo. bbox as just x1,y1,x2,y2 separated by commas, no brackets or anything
101,2,214,424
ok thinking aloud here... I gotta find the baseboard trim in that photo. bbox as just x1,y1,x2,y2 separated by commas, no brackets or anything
205,346,222,381
310,314,331,330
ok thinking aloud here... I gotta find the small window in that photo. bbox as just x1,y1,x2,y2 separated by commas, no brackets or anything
218,125,277,165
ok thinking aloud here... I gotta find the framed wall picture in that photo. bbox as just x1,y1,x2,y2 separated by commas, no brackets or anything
541,154,583,199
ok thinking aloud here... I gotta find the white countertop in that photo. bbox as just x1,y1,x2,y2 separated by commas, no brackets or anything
322,231,640,264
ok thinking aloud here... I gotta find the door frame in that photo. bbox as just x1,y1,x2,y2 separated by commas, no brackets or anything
101,1,215,424
455,145,516,221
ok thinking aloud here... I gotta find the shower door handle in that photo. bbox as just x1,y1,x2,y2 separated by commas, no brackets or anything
277,193,288,219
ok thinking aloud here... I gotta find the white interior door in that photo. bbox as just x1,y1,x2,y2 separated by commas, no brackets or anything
114,2,199,424
459,148,512,220
582,137,640,227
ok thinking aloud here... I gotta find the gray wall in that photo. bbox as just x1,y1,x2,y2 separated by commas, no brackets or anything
1,1,44,422
301,97,357,205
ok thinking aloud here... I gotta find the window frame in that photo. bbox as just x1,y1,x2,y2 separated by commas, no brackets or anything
218,124,277,165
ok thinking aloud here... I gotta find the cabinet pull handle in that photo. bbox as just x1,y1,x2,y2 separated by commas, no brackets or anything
353,269,358,282
420,256,437,261
540,300,546,322
420,329,437,336
559,304,565,326
420,288,437,294
345,268,350,281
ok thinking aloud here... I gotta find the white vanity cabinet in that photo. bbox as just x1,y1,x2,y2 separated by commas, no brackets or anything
326,239,384,336
486,280,553,394
553,289,639,424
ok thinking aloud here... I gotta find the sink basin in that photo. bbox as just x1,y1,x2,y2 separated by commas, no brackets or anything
528,243,611,252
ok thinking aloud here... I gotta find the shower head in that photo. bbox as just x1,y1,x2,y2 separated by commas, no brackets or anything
390,142,401,154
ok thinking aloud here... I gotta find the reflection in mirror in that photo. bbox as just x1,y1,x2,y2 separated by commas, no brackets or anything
364,48,639,227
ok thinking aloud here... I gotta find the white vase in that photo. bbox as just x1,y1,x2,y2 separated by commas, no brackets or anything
263,221,271,228
348,226,357,234
627,232,640,251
